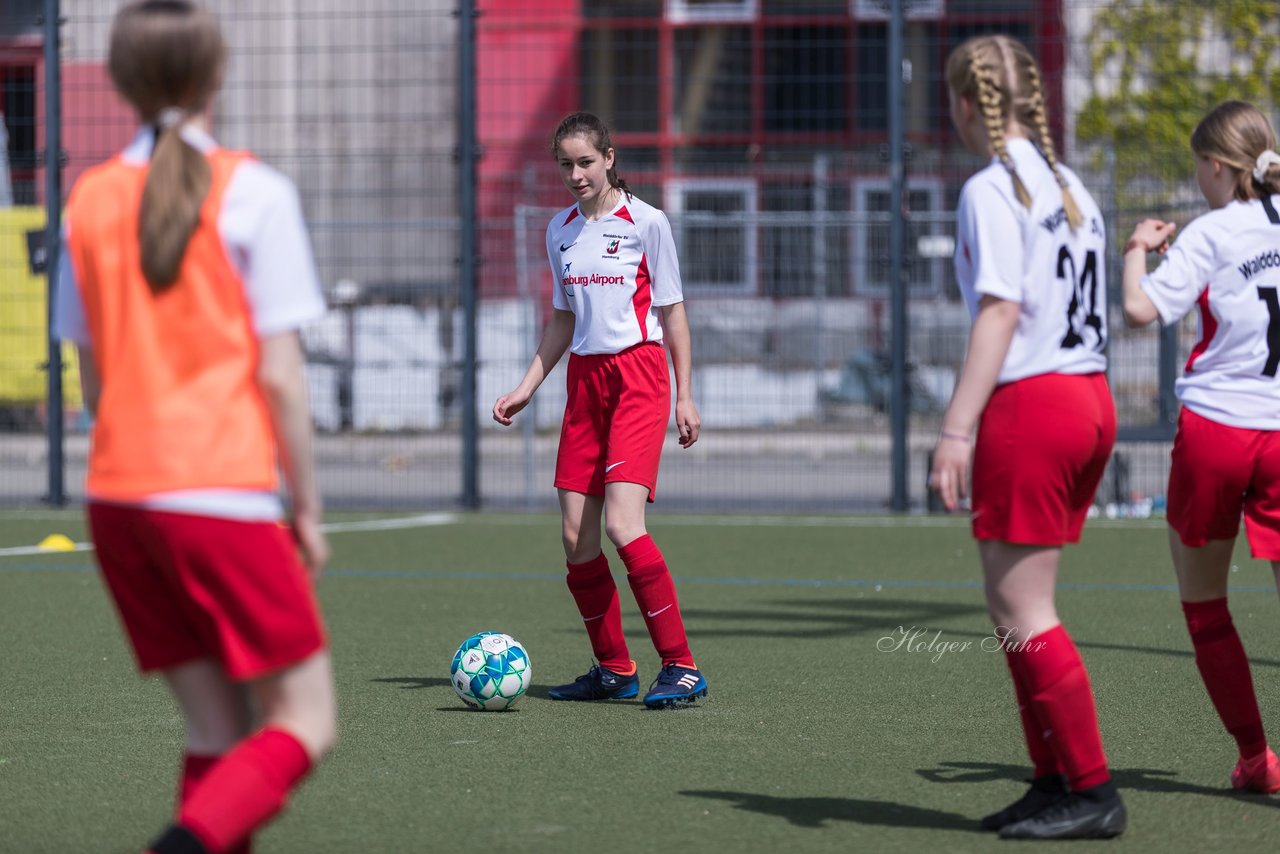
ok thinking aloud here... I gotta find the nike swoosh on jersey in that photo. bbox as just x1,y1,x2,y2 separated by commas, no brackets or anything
560,242,575,252
604,460,627,473
646,604,673,618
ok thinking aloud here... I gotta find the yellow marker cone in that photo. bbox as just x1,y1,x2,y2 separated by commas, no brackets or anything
37,534,78,552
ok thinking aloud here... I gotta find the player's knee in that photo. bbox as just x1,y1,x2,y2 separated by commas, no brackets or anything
562,524,602,562
309,711,338,760
268,702,337,762
184,714,248,755
604,520,644,549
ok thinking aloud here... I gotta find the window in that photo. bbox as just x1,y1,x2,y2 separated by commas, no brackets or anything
580,27,660,134
851,0,945,20
764,26,848,133
851,177,946,297
673,26,752,135
1,64,36,205
583,0,661,17
666,0,759,24
666,178,757,293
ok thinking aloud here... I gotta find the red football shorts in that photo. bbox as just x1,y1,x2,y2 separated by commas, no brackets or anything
971,372,1116,546
88,502,327,680
1167,406,1280,559
555,342,670,502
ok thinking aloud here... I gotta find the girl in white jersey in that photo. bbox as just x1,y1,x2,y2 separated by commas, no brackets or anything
493,112,707,709
929,35,1125,839
54,3,336,852
1122,100,1280,795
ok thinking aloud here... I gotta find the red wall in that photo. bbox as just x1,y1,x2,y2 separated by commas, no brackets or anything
477,0,581,298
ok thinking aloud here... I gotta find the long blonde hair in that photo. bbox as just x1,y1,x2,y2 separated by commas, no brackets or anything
946,34,1082,230
1191,100,1280,203
108,0,225,292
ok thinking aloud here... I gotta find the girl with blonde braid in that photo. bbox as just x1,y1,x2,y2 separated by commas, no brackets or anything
930,34,1125,838
1123,100,1280,795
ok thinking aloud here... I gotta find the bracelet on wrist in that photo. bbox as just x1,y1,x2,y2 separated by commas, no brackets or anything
1123,239,1147,254
939,430,971,443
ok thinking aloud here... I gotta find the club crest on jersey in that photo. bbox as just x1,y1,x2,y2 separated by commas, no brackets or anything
606,239,620,254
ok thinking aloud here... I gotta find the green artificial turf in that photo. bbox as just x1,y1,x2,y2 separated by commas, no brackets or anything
1,510,1278,852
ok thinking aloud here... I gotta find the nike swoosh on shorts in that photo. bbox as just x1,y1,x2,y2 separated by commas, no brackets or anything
605,461,627,473
646,604,673,618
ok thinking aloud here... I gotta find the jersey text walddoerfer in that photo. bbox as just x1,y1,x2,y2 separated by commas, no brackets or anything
1141,195,1280,429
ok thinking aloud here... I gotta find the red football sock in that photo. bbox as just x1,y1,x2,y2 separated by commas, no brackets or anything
179,754,218,810
618,535,693,668
565,553,631,673
1003,652,1063,778
178,728,311,854
1008,624,1110,791
1182,598,1268,759
179,755,252,854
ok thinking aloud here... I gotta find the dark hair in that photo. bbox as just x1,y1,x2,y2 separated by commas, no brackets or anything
550,112,631,199
1191,100,1280,202
108,0,225,293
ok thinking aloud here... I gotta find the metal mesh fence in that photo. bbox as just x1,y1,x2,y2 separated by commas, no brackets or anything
2,0,1274,513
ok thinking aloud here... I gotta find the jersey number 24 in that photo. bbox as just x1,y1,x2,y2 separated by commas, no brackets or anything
1058,246,1104,351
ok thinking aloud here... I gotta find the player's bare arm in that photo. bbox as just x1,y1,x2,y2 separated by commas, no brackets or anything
494,308,576,425
930,295,1019,512
258,331,329,575
659,302,699,448
1121,219,1175,327
76,344,102,417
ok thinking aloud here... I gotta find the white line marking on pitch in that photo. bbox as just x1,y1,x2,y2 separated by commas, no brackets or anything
0,512,459,558
0,543,96,557
321,513,456,532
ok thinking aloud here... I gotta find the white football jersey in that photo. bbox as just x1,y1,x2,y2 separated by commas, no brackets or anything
547,193,684,355
954,138,1108,384
1141,195,1280,429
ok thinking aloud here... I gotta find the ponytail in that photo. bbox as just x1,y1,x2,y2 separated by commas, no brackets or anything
139,114,212,292
107,0,224,292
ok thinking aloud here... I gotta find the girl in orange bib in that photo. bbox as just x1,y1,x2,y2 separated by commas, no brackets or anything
54,3,335,852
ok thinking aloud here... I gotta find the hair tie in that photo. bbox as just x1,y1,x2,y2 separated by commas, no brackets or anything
1253,150,1280,183
155,107,187,131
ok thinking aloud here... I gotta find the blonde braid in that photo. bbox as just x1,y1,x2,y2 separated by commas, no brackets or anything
971,53,1031,209
1025,61,1083,231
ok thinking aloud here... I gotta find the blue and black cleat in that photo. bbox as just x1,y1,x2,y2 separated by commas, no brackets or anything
642,663,708,709
547,663,640,701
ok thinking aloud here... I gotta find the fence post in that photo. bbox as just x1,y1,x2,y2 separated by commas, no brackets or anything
458,0,480,509
43,0,65,506
887,0,909,511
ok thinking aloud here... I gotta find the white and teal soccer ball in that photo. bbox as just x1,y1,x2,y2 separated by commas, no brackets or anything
450,632,532,711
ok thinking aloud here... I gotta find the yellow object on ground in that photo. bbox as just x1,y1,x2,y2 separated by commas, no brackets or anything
37,533,78,552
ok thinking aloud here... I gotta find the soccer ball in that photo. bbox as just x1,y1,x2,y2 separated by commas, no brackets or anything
450,632,532,711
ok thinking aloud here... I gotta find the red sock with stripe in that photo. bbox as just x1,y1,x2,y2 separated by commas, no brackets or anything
618,535,694,668
1182,598,1268,760
176,728,311,853
179,754,251,854
1008,624,1110,791
565,553,632,673
1003,653,1063,778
